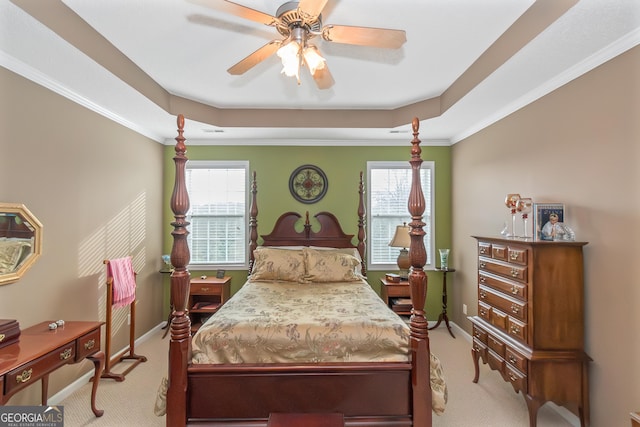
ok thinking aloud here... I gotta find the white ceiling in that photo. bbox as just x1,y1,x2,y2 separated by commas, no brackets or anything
1,0,639,145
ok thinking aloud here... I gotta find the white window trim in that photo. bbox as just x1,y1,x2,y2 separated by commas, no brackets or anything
186,160,250,270
366,160,435,271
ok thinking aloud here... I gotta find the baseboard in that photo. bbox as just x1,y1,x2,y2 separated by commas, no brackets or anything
446,321,580,427
49,322,165,405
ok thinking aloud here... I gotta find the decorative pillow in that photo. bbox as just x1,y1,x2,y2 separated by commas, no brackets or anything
250,248,306,282
0,240,30,274
308,246,363,263
303,248,362,282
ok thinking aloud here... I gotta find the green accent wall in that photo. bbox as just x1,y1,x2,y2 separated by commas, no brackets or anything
163,144,452,320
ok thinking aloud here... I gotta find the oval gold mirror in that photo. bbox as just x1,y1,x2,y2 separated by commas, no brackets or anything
0,203,43,286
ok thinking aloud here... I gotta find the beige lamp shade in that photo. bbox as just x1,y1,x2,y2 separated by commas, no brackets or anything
389,224,411,249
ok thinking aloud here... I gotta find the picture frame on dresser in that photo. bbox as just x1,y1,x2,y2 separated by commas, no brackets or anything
533,203,564,240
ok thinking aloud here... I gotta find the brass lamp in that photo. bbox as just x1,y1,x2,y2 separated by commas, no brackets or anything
389,223,411,279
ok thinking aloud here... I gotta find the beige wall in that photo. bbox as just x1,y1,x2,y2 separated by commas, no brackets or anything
0,67,165,404
451,46,640,425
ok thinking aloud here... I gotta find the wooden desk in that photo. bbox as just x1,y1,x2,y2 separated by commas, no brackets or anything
0,321,105,417
268,413,344,427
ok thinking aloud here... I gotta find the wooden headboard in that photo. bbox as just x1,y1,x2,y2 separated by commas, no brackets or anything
248,171,367,275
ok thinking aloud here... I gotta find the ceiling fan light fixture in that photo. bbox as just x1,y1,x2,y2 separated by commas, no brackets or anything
276,39,301,78
303,45,326,74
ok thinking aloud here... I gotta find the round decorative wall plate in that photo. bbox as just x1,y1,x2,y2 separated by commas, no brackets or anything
289,164,328,204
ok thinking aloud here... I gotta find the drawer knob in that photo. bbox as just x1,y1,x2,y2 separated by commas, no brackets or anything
16,368,33,383
60,348,73,360
508,355,517,364
510,325,520,335
480,309,487,316
480,247,487,254
508,372,517,382
84,339,96,350
0,333,5,342
479,290,486,299
511,285,519,295
510,252,518,261
480,262,486,268
511,305,520,314
510,269,519,277
480,276,486,283
201,287,210,292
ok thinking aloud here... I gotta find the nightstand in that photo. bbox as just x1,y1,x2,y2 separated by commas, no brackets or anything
380,277,411,316
188,276,231,334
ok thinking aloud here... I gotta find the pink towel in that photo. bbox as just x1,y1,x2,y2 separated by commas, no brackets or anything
107,257,136,309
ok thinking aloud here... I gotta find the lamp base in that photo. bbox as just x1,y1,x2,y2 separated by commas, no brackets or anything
397,248,411,281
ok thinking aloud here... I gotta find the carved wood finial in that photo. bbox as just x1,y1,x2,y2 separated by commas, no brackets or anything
411,117,422,159
248,171,258,274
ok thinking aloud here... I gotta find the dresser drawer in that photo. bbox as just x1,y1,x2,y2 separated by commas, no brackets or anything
479,257,527,282
491,244,507,261
490,307,508,331
478,242,491,257
507,317,527,343
505,364,527,393
191,282,223,295
488,334,505,358
487,349,505,373
479,272,527,301
507,247,527,265
478,301,491,322
506,347,528,374
5,344,76,395
479,285,527,322
472,325,487,344
76,328,101,360
472,338,487,360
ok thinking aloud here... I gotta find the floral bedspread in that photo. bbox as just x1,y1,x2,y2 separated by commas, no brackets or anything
188,278,447,414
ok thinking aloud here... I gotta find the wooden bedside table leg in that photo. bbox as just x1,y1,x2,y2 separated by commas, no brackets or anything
87,351,105,417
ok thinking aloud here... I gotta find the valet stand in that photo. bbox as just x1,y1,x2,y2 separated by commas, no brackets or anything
101,259,147,381
429,267,456,338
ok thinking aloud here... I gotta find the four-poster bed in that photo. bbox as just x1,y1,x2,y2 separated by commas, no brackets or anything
163,115,442,426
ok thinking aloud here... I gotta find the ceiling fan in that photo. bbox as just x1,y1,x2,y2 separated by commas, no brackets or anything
196,0,407,89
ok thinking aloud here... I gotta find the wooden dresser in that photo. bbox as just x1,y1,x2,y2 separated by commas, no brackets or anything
469,236,590,427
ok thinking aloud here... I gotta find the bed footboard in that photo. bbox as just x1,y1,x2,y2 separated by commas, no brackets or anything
187,363,413,426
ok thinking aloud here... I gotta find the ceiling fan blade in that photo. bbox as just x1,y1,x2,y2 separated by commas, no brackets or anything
191,0,279,26
311,64,334,90
322,25,407,49
298,0,329,19
227,40,282,75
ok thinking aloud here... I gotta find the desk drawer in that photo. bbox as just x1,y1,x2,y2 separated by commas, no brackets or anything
191,283,222,295
76,328,101,360
5,344,75,395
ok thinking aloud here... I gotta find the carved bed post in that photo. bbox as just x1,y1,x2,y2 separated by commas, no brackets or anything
357,171,367,276
166,114,191,427
248,171,258,275
407,117,432,426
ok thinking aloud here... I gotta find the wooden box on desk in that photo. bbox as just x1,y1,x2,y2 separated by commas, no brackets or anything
385,273,401,283
0,319,20,349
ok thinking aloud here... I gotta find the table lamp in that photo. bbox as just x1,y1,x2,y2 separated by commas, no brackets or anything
389,223,411,279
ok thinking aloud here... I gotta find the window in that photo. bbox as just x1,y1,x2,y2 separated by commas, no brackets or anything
185,161,249,269
367,161,434,271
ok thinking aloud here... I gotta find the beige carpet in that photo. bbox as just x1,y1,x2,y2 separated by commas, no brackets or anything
57,323,576,427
